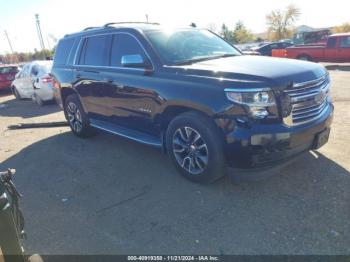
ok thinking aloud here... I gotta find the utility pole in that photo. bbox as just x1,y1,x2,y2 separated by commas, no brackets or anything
4,30,14,54
46,35,51,50
35,14,45,50
145,14,149,23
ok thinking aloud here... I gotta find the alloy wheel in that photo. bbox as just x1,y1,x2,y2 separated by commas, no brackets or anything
67,102,83,133
172,126,209,175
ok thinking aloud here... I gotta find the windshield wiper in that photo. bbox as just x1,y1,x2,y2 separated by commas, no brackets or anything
174,54,238,66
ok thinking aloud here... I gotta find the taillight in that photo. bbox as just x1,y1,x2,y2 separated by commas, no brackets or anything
53,79,60,89
41,74,53,83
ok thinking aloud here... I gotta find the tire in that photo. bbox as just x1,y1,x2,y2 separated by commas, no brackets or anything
297,55,312,61
166,111,227,183
12,86,21,100
33,94,44,106
64,94,96,138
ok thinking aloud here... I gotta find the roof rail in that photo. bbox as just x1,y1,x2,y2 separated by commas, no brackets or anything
103,22,160,27
83,26,99,31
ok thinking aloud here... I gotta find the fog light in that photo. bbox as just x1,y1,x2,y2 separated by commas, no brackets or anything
249,107,269,119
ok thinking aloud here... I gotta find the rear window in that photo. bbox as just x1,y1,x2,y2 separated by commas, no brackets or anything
327,38,337,48
79,35,110,66
0,66,18,74
54,38,75,65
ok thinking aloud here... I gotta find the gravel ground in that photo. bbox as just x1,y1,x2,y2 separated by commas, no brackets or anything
0,66,349,255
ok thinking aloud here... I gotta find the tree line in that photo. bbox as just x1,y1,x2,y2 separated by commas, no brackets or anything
0,49,53,65
219,5,349,44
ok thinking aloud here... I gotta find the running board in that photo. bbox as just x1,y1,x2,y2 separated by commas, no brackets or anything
90,119,162,147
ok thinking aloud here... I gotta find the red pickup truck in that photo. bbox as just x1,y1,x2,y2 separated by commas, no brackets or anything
272,33,350,62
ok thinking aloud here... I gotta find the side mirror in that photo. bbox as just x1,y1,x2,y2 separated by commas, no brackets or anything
121,54,150,69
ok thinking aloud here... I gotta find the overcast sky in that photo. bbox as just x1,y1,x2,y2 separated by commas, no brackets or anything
0,0,348,54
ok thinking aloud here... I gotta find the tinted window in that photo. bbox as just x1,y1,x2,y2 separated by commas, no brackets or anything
110,34,146,67
80,35,109,66
258,45,269,52
54,38,75,65
327,38,337,48
340,36,350,48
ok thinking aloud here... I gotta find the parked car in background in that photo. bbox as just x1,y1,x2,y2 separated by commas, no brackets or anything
246,41,294,56
273,33,350,62
0,65,19,91
52,23,333,183
11,60,54,105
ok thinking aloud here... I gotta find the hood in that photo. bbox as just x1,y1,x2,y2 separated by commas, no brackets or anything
173,55,327,88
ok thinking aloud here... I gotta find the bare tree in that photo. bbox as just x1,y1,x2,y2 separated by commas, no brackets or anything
266,5,300,40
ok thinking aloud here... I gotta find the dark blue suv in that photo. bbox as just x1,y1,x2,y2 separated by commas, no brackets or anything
52,22,333,183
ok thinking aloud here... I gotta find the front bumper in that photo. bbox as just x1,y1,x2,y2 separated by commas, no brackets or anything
223,103,334,174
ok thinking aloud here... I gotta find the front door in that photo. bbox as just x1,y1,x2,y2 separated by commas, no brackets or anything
104,33,159,136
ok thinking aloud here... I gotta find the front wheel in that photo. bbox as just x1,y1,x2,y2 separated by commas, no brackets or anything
166,111,227,183
64,94,96,138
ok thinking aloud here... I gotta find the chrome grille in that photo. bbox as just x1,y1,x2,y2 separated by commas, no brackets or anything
283,74,330,126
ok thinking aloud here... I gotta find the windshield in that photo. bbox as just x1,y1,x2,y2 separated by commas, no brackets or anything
0,66,18,74
145,29,241,65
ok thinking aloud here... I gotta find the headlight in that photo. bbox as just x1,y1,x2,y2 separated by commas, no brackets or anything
225,88,276,119
225,88,275,106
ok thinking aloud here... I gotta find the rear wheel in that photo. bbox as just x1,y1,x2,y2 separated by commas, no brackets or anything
297,55,312,61
166,111,227,183
64,94,96,137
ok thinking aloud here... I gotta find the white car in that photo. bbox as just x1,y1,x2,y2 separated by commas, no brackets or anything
11,60,54,105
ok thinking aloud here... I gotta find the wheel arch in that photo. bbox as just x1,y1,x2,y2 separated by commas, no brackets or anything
157,103,219,153
296,54,313,61
60,87,83,119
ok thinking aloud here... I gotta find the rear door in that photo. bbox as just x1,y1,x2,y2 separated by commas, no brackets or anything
74,34,112,120
338,35,350,62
